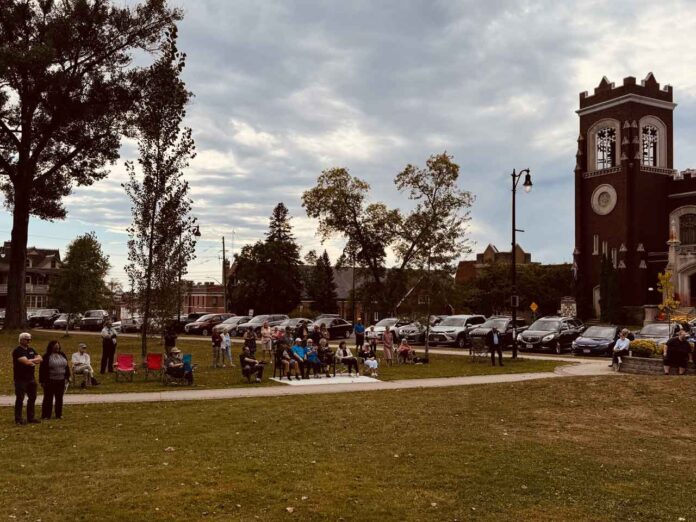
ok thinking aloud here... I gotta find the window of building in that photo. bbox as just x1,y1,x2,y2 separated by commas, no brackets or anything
642,125,658,166
596,127,616,169
680,214,696,245
611,248,617,268
593,235,599,255
602,241,608,257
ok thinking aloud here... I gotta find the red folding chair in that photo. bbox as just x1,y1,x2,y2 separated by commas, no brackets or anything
114,354,136,382
144,353,164,380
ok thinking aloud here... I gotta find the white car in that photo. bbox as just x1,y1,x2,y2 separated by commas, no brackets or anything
427,314,487,348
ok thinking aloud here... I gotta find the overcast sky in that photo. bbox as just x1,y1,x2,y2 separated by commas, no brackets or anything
4,0,696,284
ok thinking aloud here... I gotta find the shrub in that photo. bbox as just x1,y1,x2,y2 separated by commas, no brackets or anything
630,339,657,358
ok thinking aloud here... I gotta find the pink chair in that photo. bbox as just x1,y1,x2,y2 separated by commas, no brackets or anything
114,354,136,382
144,353,164,380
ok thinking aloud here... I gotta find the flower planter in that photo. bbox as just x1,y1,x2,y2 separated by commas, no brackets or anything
619,356,696,375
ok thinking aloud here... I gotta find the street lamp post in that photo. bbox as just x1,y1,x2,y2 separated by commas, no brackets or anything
511,168,533,359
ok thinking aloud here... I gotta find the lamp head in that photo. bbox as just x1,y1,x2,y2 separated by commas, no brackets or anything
523,171,533,193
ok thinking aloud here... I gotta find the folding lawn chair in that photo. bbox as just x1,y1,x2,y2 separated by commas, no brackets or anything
144,353,164,380
114,354,136,382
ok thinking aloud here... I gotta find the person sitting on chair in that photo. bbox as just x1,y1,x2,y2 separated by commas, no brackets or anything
278,339,301,380
291,338,309,379
71,343,98,387
318,338,334,377
240,346,264,383
366,326,379,352
359,342,379,377
165,348,193,385
397,339,415,364
306,339,323,378
335,341,359,377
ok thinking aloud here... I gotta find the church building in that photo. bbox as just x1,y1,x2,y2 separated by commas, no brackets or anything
574,73,696,318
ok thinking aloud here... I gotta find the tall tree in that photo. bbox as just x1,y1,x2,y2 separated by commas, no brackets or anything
124,29,197,357
49,232,110,334
306,250,338,313
230,203,303,314
302,152,473,313
0,0,181,329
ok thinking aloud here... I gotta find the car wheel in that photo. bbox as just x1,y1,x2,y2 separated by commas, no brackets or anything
457,335,467,349
555,341,562,354
202,328,209,337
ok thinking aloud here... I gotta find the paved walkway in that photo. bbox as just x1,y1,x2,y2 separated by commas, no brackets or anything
0,354,615,406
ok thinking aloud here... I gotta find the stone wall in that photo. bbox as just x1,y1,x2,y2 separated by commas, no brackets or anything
619,356,696,375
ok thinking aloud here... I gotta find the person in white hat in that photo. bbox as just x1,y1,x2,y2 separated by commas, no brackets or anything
71,343,98,388
165,347,193,385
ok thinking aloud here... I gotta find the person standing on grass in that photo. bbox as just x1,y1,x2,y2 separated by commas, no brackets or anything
221,331,234,367
12,332,42,425
243,328,257,357
260,321,273,362
354,318,365,351
39,340,70,420
164,323,178,356
610,329,631,371
72,343,98,387
211,329,222,368
663,328,691,375
382,327,394,367
486,326,504,367
100,321,117,374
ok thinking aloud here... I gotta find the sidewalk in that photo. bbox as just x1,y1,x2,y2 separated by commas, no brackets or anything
0,357,614,406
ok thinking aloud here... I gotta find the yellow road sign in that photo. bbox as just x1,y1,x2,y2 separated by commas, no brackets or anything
530,302,538,312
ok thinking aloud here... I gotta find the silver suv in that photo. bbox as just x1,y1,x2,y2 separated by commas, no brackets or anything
427,314,486,348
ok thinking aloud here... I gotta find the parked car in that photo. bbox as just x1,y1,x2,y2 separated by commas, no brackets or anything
634,322,671,346
370,318,412,342
398,321,427,343
28,308,61,328
113,316,143,334
518,316,585,354
237,314,289,335
184,313,234,336
313,317,353,339
428,314,487,348
212,315,250,336
468,316,528,349
571,325,625,356
172,312,207,333
52,313,82,330
315,313,341,320
278,317,315,334
80,310,110,331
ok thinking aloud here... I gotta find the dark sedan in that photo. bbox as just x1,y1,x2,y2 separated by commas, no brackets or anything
314,317,353,339
28,309,61,328
184,313,234,336
571,325,620,356
518,316,584,354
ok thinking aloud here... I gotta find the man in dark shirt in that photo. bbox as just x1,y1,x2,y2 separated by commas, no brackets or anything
239,346,264,383
486,327,504,367
12,332,42,425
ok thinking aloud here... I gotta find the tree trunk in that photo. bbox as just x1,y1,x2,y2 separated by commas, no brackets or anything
5,192,30,330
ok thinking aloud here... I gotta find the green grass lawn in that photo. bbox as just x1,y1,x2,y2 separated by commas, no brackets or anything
0,330,561,394
1,376,695,521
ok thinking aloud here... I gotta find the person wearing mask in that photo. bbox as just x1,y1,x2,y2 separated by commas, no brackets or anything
486,326,504,367
71,343,98,387
610,328,631,371
382,327,394,367
39,340,70,420
291,338,309,379
12,332,42,425
336,341,359,377
354,318,366,351
100,320,117,374
663,328,692,375
260,321,273,362
239,346,264,383
165,348,193,385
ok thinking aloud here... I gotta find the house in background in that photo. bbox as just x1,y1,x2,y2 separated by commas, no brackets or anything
455,244,533,284
0,242,61,310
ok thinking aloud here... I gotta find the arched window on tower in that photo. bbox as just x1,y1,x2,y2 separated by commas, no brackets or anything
596,127,616,169
680,214,696,245
642,125,658,166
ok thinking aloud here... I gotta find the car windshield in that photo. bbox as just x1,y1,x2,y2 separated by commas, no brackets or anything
221,317,242,325
529,319,561,331
640,324,670,335
480,318,508,330
85,311,103,318
247,315,270,324
439,317,468,327
583,326,616,339
196,314,217,322
375,318,397,327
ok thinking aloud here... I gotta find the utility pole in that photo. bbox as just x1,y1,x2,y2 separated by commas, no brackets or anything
222,236,227,313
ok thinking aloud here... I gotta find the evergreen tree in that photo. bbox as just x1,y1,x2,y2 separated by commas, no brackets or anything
49,233,110,334
124,30,197,357
307,250,338,313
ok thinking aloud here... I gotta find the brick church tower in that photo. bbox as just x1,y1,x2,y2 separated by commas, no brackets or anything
574,73,681,317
